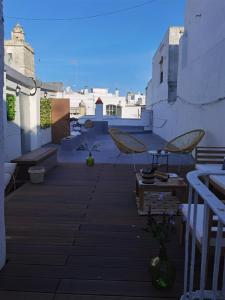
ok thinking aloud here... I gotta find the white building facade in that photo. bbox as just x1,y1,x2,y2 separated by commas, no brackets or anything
65,87,145,120
148,1,225,146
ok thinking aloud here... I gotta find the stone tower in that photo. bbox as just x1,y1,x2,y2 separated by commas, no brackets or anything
4,24,35,77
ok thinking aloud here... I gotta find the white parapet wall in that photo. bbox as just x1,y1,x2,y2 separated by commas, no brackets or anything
79,108,153,130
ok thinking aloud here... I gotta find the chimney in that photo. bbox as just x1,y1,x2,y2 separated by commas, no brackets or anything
95,97,103,120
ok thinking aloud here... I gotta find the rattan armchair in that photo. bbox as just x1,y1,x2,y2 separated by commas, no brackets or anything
164,129,205,173
164,129,205,154
109,128,147,169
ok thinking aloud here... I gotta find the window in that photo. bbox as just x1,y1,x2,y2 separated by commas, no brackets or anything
106,104,117,116
159,56,163,83
7,53,13,65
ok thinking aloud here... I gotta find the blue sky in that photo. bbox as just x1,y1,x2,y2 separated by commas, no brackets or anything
4,0,185,95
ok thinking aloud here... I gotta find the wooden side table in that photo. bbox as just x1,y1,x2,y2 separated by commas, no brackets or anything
135,172,187,212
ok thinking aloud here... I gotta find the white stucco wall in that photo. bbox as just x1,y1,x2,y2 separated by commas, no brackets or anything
151,0,225,146
4,90,22,161
3,84,53,159
148,27,183,107
0,0,6,270
121,106,141,119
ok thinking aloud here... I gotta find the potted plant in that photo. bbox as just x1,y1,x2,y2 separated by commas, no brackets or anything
77,143,100,167
144,212,176,289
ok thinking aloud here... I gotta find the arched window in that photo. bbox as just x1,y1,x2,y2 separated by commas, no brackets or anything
106,104,117,116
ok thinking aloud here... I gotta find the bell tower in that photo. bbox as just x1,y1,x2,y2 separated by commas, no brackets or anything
4,24,35,77
12,24,25,41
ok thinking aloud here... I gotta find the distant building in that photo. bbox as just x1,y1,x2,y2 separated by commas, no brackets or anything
146,27,184,108
64,87,145,119
4,24,35,78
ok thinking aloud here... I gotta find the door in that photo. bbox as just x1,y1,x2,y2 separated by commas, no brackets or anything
50,98,70,144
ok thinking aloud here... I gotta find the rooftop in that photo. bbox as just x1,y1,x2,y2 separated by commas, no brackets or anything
58,128,194,166
1,163,185,299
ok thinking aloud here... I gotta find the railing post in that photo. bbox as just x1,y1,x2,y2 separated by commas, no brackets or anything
200,203,210,299
183,185,193,296
181,170,225,300
189,190,198,298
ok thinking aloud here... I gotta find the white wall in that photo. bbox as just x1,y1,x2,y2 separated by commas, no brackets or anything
0,0,6,270
152,0,225,146
4,91,22,161
121,106,141,119
79,108,153,130
148,27,183,108
3,84,53,160
3,75,23,161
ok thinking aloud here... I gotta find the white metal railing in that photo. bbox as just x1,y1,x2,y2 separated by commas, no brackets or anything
181,170,225,300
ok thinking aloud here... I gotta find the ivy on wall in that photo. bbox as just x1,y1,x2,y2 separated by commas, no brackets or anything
6,93,16,121
40,97,51,129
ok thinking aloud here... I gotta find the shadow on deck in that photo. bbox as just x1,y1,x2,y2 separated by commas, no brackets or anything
0,163,186,300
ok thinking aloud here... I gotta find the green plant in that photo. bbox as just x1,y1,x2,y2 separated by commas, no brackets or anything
145,213,176,251
6,93,16,121
40,97,51,129
145,213,177,289
77,143,100,156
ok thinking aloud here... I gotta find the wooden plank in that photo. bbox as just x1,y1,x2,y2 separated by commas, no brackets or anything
0,276,59,293
54,295,177,300
6,253,67,265
0,264,152,281
0,291,54,300
58,279,182,297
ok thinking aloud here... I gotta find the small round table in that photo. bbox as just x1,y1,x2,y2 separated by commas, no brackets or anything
148,150,169,172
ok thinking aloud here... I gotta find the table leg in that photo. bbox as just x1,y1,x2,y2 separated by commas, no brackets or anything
135,178,139,197
139,189,144,211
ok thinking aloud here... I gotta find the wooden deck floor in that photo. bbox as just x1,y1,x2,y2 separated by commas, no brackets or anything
0,164,185,300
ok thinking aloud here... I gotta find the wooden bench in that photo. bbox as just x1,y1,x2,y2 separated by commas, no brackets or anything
195,146,225,196
12,146,58,181
195,146,225,165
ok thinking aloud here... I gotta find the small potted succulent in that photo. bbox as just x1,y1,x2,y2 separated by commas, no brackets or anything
144,212,176,289
77,143,100,167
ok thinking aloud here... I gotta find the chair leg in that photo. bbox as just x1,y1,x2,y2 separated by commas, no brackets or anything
179,219,185,246
178,153,187,175
132,153,137,173
113,152,122,167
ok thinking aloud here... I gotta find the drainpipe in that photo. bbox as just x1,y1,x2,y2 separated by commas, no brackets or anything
0,0,6,270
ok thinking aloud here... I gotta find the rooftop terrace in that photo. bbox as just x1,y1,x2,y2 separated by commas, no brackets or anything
58,129,194,166
1,163,186,299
